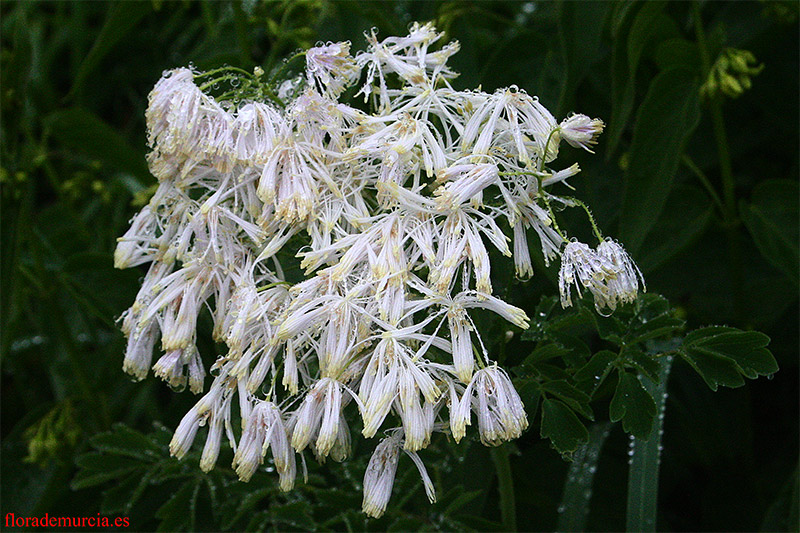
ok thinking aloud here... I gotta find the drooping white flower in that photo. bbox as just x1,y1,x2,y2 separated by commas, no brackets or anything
232,401,295,489
559,239,645,313
455,366,528,446
362,434,401,518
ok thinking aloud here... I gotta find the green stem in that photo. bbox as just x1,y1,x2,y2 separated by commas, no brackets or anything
625,355,673,532
562,196,604,243
693,2,744,320
198,74,240,92
693,3,736,226
269,51,307,86
195,65,254,79
491,445,517,532
557,422,613,533
680,154,725,216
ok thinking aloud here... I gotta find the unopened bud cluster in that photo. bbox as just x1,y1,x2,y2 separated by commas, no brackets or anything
700,47,763,100
116,23,643,518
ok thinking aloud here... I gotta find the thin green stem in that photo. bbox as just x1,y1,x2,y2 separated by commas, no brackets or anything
198,74,240,92
491,445,517,532
557,422,613,533
693,3,736,226
195,65,254,79
693,1,745,320
269,51,307,86
561,196,604,243
540,193,568,241
681,154,725,215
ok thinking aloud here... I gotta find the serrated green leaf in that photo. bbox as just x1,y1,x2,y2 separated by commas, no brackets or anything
89,423,162,460
540,398,589,455
100,468,154,514
271,500,316,530
740,179,799,284
540,380,594,420
620,67,701,254
680,347,745,391
581,306,626,345
155,479,199,532
610,372,657,439
72,453,142,489
524,343,570,366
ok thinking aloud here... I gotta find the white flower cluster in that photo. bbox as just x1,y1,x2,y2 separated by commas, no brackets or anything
116,23,643,518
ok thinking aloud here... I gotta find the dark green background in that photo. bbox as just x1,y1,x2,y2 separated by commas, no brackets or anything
2,1,797,531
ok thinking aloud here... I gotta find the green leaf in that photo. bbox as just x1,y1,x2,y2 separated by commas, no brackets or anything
610,372,657,439
69,2,152,96
100,469,154,514
679,346,745,391
557,1,611,114
540,398,589,455
625,348,661,383
89,423,163,460
654,38,701,72
638,184,714,273
581,307,626,345
682,326,778,382
608,1,676,155
72,453,142,489
515,378,542,421
620,67,701,254
523,343,570,366
155,479,200,532
45,108,150,179
740,179,799,284
442,487,484,516
270,501,316,530
540,379,594,420
574,350,617,394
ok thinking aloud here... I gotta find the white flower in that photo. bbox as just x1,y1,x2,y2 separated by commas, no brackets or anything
306,41,360,96
119,22,637,518
596,238,645,306
559,113,604,153
362,435,401,518
559,239,644,313
232,401,295,489
454,366,528,446
361,432,437,519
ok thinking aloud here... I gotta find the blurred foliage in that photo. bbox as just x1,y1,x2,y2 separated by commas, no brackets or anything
1,1,797,531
